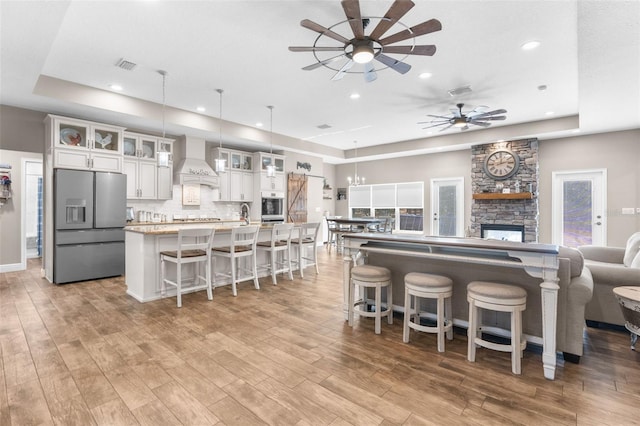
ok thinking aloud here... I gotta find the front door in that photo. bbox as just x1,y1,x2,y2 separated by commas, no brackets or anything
552,169,606,247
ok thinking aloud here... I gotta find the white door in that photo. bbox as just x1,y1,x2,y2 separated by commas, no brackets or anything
552,169,606,247
431,177,464,236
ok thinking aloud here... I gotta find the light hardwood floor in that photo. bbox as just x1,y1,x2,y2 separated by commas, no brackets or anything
2,249,640,425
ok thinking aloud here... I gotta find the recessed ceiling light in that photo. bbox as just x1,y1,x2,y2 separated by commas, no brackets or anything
419,72,432,79
521,40,541,50
545,111,555,116
196,106,206,112
350,93,360,100
256,122,263,127
109,84,123,91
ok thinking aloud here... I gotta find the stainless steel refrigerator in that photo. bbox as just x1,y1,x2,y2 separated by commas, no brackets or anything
54,169,126,284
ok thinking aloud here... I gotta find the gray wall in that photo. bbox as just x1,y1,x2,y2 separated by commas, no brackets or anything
538,130,640,246
335,130,640,246
0,106,47,268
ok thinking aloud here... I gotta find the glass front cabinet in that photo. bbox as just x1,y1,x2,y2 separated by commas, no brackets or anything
46,115,124,172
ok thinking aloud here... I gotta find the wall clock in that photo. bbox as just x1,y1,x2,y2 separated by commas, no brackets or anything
483,149,520,180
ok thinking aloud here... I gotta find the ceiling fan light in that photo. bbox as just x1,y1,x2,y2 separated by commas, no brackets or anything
453,118,467,128
352,44,374,64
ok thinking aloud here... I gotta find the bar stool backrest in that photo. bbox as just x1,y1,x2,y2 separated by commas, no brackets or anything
230,225,260,253
176,228,216,259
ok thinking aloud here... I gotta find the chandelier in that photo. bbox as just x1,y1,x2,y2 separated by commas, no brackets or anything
347,141,365,186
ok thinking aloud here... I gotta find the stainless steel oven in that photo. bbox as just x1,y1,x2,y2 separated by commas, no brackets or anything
261,191,285,222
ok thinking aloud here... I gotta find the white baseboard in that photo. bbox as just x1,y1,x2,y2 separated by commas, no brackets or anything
0,262,26,273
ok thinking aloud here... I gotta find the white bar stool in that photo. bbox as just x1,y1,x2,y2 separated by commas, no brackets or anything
160,227,215,308
212,225,260,297
348,265,393,334
291,222,321,278
256,223,294,285
467,281,527,375
402,272,453,352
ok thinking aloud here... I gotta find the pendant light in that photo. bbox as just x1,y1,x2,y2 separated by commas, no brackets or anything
214,89,226,172
347,140,365,186
266,105,276,177
157,70,170,167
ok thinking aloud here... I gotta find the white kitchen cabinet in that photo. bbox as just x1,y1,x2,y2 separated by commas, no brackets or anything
259,172,286,192
230,171,253,202
212,148,254,201
254,152,286,194
47,115,124,172
124,158,157,199
124,132,157,160
230,151,253,172
157,163,173,200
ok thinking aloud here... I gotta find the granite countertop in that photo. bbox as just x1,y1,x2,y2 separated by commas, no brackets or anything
125,221,268,235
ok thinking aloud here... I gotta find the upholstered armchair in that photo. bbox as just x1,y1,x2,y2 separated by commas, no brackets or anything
579,232,640,326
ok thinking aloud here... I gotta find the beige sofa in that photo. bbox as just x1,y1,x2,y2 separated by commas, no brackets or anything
367,245,593,362
578,232,640,327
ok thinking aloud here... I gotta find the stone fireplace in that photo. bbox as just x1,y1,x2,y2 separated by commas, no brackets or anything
471,139,539,242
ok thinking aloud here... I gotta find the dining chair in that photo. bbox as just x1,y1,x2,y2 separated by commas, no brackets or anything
256,222,294,285
159,227,215,307
291,222,322,278
212,225,260,296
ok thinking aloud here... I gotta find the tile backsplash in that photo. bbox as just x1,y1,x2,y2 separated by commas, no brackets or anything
127,185,246,220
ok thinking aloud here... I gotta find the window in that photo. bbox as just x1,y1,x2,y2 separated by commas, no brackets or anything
348,182,424,233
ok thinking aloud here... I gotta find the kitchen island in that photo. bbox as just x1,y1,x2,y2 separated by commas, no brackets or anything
124,221,285,303
342,233,562,380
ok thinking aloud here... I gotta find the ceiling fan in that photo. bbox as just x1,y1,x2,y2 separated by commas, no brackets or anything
288,0,442,82
419,103,508,131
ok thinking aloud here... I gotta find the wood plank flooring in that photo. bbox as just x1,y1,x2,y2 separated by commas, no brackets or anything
2,249,640,425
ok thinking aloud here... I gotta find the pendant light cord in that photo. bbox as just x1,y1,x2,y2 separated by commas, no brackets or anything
159,70,167,139
268,105,274,155
217,89,224,150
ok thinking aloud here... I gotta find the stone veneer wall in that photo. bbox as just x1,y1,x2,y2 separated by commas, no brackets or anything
471,139,539,242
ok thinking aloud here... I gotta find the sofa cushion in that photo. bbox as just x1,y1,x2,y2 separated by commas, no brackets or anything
559,246,585,278
624,232,640,267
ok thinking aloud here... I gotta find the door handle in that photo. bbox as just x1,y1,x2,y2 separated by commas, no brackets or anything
595,222,602,225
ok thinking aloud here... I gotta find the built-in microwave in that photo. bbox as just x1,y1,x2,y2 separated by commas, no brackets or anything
261,191,284,221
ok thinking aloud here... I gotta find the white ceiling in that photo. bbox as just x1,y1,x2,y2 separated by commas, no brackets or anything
1,1,639,164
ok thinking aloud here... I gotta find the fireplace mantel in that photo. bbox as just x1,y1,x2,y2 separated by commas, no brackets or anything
472,192,533,200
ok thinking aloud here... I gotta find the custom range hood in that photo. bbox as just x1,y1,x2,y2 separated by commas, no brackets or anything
174,136,219,187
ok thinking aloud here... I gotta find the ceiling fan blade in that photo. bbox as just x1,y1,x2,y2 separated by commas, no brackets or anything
473,109,507,117
301,19,350,44
468,121,491,127
426,114,453,120
382,44,436,56
289,46,346,52
341,0,364,39
471,115,506,121
364,62,377,83
331,59,354,81
302,54,345,70
375,53,411,74
379,18,442,46
369,0,415,40
439,123,455,132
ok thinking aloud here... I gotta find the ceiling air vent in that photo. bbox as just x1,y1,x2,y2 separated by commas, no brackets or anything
115,58,137,71
448,85,472,97
317,124,332,129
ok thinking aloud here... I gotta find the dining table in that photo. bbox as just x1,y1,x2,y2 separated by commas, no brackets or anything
326,217,388,252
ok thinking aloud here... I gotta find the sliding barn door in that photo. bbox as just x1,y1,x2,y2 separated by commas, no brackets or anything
287,173,308,224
